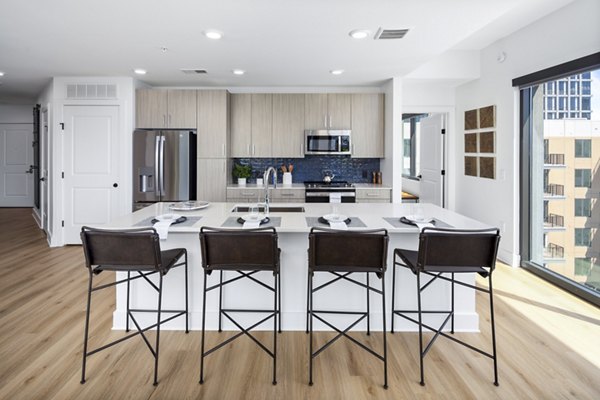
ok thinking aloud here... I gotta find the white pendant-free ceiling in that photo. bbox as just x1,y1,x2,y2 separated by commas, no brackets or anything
0,0,575,103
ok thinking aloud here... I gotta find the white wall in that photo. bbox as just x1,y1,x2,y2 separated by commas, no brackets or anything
454,0,600,266
380,78,403,202
0,104,33,123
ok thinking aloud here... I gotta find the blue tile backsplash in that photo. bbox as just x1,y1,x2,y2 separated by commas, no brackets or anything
233,156,380,183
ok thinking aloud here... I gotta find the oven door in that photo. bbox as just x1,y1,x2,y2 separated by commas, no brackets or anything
305,191,356,203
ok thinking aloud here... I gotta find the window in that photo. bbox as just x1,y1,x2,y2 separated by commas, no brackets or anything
574,258,592,276
575,169,591,187
575,139,591,157
574,198,591,216
574,228,591,247
517,58,600,305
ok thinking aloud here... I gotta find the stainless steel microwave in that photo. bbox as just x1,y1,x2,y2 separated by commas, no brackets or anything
304,130,351,155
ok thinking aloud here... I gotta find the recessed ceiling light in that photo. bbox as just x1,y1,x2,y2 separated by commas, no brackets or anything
204,30,223,40
232,69,245,75
133,69,147,75
160,46,169,52
349,29,370,39
330,69,344,75
0,71,4,77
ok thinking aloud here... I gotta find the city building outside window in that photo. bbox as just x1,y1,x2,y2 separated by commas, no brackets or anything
574,258,592,276
575,139,591,157
574,169,591,187
574,228,591,247
574,198,591,216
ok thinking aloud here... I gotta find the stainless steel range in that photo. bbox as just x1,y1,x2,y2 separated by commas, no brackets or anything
304,181,356,203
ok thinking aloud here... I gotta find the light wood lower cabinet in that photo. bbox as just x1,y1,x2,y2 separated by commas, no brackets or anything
197,158,227,202
226,187,305,203
271,188,304,202
355,188,391,203
226,187,261,203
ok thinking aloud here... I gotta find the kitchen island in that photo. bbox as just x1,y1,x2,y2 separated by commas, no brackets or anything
102,202,492,332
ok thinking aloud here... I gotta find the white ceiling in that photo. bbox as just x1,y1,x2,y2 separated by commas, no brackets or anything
0,0,574,104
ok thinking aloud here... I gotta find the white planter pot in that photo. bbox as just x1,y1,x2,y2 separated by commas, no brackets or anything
238,178,247,187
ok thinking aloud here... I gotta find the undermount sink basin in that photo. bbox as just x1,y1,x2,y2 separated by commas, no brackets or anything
231,206,305,213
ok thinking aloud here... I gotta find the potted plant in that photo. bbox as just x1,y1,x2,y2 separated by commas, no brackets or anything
232,163,252,186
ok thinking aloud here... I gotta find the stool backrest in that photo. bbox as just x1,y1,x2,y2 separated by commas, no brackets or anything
308,228,389,273
417,227,501,272
199,227,279,272
81,226,162,271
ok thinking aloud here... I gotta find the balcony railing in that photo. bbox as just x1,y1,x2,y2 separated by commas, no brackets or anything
544,213,565,228
544,243,565,259
544,153,565,165
544,183,564,196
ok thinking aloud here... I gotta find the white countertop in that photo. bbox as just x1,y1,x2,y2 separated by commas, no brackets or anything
105,202,490,233
353,183,392,189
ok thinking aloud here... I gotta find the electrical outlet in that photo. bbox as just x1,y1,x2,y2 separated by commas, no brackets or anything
362,170,368,178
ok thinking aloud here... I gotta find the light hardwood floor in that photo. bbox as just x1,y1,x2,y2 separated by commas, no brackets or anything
0,208,599,399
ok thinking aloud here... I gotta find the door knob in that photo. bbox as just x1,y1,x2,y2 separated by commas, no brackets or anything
40,177,46,182
113,183,119,188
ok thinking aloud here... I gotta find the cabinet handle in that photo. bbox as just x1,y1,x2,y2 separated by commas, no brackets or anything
329,115,332,127
253,144,256,155
168,114,172,126
366,193,379,197
281,193,294,197
163,115,166,127
241,192,256,197
324,115,327,128
222,143,225,157
247,144,251,156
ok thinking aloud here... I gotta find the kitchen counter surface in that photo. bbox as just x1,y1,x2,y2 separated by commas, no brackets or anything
227,183,305,189
103,202,491,333
105,201,489,233
353,183,392,189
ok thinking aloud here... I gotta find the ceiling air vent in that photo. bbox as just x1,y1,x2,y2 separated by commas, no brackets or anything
374,28,409,40
181,69,208,74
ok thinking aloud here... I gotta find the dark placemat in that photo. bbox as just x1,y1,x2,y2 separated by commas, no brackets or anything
221,216,281,228
305,216,367,228
135,216,202,227
237,216,270,225
383,217,452,229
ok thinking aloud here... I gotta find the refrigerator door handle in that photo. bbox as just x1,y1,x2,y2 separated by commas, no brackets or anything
160,136,166,196
155,135,161,196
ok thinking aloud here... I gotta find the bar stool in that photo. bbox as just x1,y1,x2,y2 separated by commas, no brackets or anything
391,227,501,386
199,226,280,385
80,226,189,385
307,227,389,389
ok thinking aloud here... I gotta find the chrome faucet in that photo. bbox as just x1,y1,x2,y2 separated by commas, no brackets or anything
262,166,278,215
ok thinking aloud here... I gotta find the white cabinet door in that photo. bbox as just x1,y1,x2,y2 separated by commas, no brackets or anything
63,105,120,244
0,124,34,207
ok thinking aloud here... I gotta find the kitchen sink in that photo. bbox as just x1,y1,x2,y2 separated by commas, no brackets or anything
231,206,305,213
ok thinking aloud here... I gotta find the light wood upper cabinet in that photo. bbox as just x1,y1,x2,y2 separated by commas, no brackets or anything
136,89,167,128
197,90,229,158
272,94,305,157
304,93,351,130
304,93,328,129
167,90,197,129
251,94,273,157
327,94,351,129
351,93,384,158
136,89,196,129
230,94,252,157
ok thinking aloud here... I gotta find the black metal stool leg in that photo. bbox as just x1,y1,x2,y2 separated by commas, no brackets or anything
126,271,131,332
153,274,163,386
218,270,223,333
381,274,388,389
80,272,93,384
185,253,189,333
306,269,310,334
417,272,425,386
273,272,278,385
199,270,208,384
391,259,396,334
489,273,499,386
309,271,314,386
451,272,455,334
278,270,282,333
366,273,371,336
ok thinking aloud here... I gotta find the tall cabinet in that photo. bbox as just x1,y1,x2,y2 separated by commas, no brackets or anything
197,90,229,201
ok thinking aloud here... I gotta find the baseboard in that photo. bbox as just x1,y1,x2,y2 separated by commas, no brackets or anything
497,247,520,268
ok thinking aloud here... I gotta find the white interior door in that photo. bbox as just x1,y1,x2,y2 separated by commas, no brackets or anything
63,105,120,244
0,123,34,207
419,114,445,207
41,109,49,230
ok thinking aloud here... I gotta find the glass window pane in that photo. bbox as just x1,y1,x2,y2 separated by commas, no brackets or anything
574,198,591,216
574,228,591,246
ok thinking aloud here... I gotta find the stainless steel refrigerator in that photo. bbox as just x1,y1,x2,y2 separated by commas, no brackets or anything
133,130,197,210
